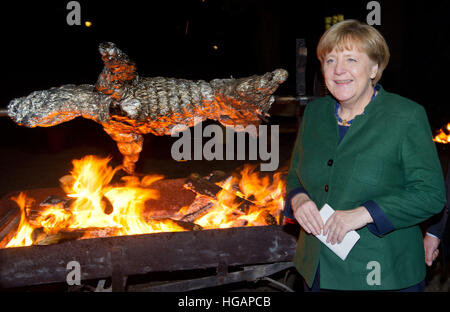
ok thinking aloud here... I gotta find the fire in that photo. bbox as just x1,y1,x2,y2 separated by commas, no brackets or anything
5,193,35,247
195,167,285,229
433,123,450,144
3,155,285,248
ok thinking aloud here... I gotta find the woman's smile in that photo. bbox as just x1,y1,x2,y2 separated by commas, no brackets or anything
334,79,353,84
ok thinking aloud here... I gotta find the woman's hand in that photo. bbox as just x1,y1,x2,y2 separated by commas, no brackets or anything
291,193,323,236
424,234,440,266
323,207,373,244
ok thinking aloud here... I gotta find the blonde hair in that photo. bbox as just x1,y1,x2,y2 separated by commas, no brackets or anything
317,19,390,85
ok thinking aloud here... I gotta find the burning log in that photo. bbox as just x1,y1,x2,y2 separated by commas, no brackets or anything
0,205,20,246
262,210,278,225
179,197,215,223
175,170,229,222
183,172,279,226
251,210,278,226
7,42,288,174
26,195,73,228
157,219,203,231
184,173,223,198
32,228,83,246
39,195,74,209
32,219,201,245
184,173,256,214
32,227,120,245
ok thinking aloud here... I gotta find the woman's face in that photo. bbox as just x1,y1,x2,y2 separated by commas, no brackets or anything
323,45,378,105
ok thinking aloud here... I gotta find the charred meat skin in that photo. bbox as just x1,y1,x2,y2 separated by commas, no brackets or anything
8,42,288,174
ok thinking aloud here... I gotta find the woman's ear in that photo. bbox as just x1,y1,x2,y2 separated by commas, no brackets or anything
370,63,379,80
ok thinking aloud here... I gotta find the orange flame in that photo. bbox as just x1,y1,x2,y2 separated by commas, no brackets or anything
3,155,285,248
433,123,450,144
6,193,35,247
195,166,285,229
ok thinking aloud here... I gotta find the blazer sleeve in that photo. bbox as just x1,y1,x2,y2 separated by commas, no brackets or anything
283,187,309,219
427,205,449,239
371,105,446,230
427,167,450,239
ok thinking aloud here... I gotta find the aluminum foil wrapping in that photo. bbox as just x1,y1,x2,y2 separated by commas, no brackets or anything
7,42,288,173
7,84,110,127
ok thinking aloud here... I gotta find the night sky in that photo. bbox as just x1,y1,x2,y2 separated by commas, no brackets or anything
1,0,449,128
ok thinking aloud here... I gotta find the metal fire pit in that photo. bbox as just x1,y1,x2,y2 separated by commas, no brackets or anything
0,225,297,291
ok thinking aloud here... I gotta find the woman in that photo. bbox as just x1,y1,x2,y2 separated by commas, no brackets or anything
284,20,446,291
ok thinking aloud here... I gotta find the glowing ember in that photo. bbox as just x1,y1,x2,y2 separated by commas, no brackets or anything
433,123,450,144
3,156,285,248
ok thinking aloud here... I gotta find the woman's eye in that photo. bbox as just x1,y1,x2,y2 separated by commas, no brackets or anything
348,58,357,62
326,59,335,64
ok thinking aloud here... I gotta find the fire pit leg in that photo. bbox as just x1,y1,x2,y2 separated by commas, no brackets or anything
111,246,128,292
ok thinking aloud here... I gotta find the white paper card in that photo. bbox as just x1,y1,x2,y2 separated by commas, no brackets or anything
315,204,360,261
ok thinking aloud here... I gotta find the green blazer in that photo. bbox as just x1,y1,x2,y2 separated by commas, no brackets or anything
286,86,446,290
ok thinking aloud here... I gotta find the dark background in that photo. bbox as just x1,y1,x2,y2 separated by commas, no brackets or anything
0,0,449,196
0,0,449,127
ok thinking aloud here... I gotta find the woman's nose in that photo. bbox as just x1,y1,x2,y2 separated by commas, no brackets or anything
334,61,346,75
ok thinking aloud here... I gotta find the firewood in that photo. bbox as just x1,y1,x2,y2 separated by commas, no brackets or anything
64,227,120,238
34,230,84,246
0,193,34,247
28,194,114,228
25,195,73,228
184,173,258,213
261,210,277,225
0,209,20,246
184,173,221,198
33,227,121,245
179,196,215,223
170,219,203,231
150,218,203,231
249,210,278,226
39,195,74,211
